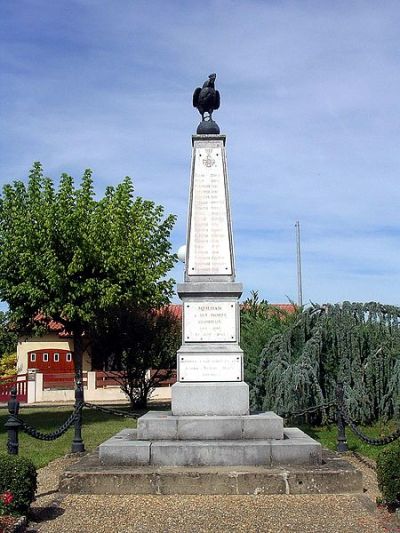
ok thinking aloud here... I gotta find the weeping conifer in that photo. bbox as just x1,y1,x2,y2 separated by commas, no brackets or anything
251,302,400,424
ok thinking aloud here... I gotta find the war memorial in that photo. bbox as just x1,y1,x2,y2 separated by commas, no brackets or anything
60,75,362,495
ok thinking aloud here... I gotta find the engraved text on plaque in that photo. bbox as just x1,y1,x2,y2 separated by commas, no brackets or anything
179,354,241,382
184,301,236,342
188,143,232,275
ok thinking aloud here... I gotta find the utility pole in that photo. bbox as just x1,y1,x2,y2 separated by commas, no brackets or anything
295,221,303,307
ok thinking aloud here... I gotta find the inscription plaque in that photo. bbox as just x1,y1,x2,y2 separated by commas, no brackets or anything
184,301,236,342
188,143,232,275
179,354,242,382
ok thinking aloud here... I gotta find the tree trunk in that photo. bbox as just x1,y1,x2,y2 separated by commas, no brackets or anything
130,396,147,410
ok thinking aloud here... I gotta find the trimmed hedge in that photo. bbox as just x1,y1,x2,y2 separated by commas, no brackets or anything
0,454,37,514
376,441,400,505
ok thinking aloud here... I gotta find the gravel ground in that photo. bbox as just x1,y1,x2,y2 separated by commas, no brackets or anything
27,454,400,533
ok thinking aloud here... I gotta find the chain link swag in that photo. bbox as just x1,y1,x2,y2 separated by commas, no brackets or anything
337,395,400,446
8,386,400,446
280,400,336,419
83,402,140,419
19,401,84,441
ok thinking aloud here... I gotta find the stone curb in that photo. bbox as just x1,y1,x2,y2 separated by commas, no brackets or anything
60,449,363,495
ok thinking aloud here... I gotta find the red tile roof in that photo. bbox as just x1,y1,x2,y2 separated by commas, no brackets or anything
36,303,295,337
271,303,297,312
34,314,71,338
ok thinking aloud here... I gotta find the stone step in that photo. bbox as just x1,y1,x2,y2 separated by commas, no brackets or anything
137,411,284,441
98,428,322,467
60,449,363,495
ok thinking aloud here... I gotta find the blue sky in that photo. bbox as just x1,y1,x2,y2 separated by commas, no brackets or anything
1,0,400,305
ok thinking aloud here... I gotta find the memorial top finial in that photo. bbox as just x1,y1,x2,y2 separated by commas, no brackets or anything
193,73,221,134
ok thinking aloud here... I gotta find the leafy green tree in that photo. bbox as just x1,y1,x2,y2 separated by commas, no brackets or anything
0,162,177,397
90,305,181,408
240,291,298,385
252,302,400,424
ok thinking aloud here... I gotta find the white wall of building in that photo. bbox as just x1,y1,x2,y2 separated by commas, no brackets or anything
27,371,172,403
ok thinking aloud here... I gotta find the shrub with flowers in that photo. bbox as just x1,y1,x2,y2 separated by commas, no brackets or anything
0,490,14,516
0,454,37,515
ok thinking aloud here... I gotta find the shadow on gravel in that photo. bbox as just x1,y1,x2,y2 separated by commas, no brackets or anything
29,501,65,525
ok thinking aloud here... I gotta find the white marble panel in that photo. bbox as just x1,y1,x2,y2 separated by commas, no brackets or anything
184,301,236,342
179,354,242,382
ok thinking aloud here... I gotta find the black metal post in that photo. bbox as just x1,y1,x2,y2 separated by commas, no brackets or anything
336,381,348,453
71,330,85,453
5,387,21,455
71,377,85,453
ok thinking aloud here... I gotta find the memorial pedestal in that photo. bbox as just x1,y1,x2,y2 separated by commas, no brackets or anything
98,133,322,468
172,278,245,416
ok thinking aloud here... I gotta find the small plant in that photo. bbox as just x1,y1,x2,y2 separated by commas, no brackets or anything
376,441,400,507
0,454,37,515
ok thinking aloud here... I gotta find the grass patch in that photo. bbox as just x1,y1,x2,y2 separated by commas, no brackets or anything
300,419,400,461
0,405,138,468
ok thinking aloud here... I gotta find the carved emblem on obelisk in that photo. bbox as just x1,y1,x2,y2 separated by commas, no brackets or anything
202,148,215,167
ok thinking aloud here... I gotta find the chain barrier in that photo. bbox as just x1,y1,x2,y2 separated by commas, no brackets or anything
18,401,84,441
18,402,139,441
280,400,337,419
83,402,140,419
277,388,399,451
337,395,400,446
5,381,399,456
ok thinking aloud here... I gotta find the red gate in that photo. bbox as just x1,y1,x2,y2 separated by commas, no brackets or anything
0,374,28,403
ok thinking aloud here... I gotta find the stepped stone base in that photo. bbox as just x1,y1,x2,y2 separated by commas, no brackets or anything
60,449,363,495
98,427,322,467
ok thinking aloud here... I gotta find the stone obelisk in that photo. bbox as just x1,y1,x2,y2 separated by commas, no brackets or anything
171,134,248,415
171,74,248,416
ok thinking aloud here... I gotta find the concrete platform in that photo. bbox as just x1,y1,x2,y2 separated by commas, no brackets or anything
98,428,322,467
137,411,284,440
60,449,363,495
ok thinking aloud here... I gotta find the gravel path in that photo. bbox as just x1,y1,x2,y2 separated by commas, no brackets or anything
27,454,399,533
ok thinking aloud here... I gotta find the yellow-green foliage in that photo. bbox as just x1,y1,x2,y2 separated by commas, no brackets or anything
0,352,17,378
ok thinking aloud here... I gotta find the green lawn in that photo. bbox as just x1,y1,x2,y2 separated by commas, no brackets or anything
0,405,137,468
300,419,399,461
1,405,398,468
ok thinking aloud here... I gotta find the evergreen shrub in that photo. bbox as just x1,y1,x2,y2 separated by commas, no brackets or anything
252,301,400,424
0,454,37,515
376,441,400,505
240,291,297,385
